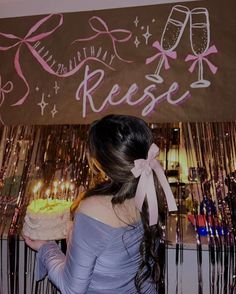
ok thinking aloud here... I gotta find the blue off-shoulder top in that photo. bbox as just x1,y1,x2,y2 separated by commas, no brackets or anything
36,212,157,294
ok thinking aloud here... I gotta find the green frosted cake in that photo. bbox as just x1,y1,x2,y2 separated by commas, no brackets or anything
23,199,72,240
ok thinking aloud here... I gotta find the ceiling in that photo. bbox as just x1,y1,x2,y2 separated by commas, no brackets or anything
0,0,199,19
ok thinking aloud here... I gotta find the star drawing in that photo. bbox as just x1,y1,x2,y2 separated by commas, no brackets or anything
37,93,48,116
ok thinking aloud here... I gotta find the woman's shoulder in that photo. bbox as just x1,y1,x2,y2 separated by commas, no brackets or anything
72,197,115,252
76,195,115,226
76,195,140,228
77,195,111,214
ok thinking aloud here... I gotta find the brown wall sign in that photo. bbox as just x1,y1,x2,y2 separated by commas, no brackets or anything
0,0,235,124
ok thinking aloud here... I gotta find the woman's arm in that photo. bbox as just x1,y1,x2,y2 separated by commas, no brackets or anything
26,213,111,294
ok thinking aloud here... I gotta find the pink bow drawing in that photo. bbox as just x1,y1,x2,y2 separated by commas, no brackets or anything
131,143,177,226
72,16,133,63
0,75,13,107
185,45,218,74
146,40,177,69
0,14,63,106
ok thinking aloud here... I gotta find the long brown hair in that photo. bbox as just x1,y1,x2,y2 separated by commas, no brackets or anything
72,114,166,293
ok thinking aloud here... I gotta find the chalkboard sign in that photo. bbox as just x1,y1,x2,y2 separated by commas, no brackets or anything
0,0,235,124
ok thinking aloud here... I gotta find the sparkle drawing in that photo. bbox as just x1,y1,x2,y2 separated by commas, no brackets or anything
0,14,132,107
37,93,48,116
134,37,141,48
53,81,60,95
51,104,58,118
0,14,63,106
145,5,190,84
142,26,152,45
0,3,222,124
134,16,139,27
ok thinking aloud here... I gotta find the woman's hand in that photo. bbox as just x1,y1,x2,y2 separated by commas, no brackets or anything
23,234,48,251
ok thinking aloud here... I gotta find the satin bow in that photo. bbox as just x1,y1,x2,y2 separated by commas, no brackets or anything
131,143,177,226
146,40,177,70
185,45,218,74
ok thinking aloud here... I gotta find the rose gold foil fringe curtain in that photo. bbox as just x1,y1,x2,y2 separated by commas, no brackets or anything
0,122,235,293
0,125,90,294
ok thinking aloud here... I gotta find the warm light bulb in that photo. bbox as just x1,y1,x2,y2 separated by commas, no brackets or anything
45,189,51,197
32,185,38,194
53,180,59,187
37,181,42,189
70,183,75,191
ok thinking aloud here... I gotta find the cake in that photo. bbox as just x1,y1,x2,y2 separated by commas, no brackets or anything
23,198,72,240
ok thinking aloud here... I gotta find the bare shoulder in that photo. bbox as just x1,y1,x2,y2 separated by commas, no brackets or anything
76,195,140,228
77,196,112,219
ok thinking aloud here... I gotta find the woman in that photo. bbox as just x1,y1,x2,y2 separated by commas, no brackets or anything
24,114,177,293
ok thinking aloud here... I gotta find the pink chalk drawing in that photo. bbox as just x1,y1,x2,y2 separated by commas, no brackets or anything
145,5,190,84
146,40,177,70
0,75,13,124
0,14,63,106
142,26,152,45
72,16,133,63
0,75,13,107
0,14,115,106
76,65,190,118
185,8,218,88
185,45,218,75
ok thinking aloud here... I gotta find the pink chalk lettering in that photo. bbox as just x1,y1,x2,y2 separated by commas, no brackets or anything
141,87,170,117
0,14,63,106
76,65,190,118
77,51,81,61
90,46,95,57
126,85,156,107
109,55,116,65
33,41,41,49
167,83,190,105
102,51,107,61
96,47,102,58
0,14,114,106
46,55,53,63
50,59,57,68
72,16,133,63
83,48,87,58
76,66,105,117
122,84,139,105
105,84,121,105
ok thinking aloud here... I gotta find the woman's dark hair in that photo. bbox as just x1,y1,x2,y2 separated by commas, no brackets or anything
75,114,165,293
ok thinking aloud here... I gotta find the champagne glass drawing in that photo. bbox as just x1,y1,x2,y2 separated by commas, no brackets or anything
188,8,211,88
145,5,190,84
